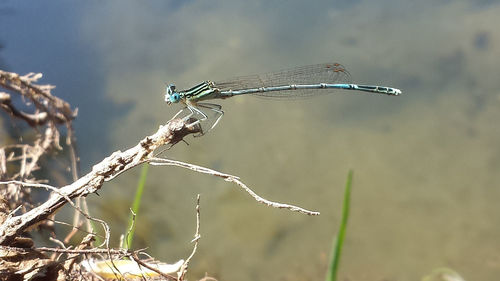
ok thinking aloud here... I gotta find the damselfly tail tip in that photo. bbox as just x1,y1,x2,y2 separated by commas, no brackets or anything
392,88,402,96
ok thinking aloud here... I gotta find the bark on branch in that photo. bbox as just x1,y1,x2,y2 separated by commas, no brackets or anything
0,118,201,245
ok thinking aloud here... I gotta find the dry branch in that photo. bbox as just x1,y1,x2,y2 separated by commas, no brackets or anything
149,158,320,216
0,117,201,246
1,69,320,280
0,70,78,218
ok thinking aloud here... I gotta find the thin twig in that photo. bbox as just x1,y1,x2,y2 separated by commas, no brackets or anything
0,117,200,245
1,69,78,237
148,157,320,216
130,252,178,281
123,209,136,249
0,180,111,248
179,194,202,280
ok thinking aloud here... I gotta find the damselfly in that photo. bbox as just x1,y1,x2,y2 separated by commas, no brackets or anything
165,63,401,132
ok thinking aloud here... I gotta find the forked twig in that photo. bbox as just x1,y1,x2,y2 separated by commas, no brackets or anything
1,69,321,281
0,117,201,245
149,157,320,216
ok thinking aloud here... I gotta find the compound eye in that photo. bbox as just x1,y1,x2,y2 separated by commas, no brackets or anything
167,83,176,95
170,93,181,103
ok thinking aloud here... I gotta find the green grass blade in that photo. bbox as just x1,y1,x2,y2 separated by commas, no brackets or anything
124,164,149,249
326,170,353,281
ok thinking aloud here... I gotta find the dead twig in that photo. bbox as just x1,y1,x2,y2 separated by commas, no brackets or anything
1,69,320,281
148,157,320,216
0,117,201,245
0,69,78,228
178,194,202,280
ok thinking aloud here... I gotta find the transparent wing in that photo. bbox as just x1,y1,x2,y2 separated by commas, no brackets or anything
214,63,352,98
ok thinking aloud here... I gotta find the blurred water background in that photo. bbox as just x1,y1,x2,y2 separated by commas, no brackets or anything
1,0,500,280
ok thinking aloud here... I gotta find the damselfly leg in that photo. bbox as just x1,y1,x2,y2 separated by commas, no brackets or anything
169,103,224,136
197,103,224,132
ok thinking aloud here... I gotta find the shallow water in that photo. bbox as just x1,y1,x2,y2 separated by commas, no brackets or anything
2,0,500,280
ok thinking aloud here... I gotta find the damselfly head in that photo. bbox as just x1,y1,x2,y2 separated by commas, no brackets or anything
165,83,181,104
